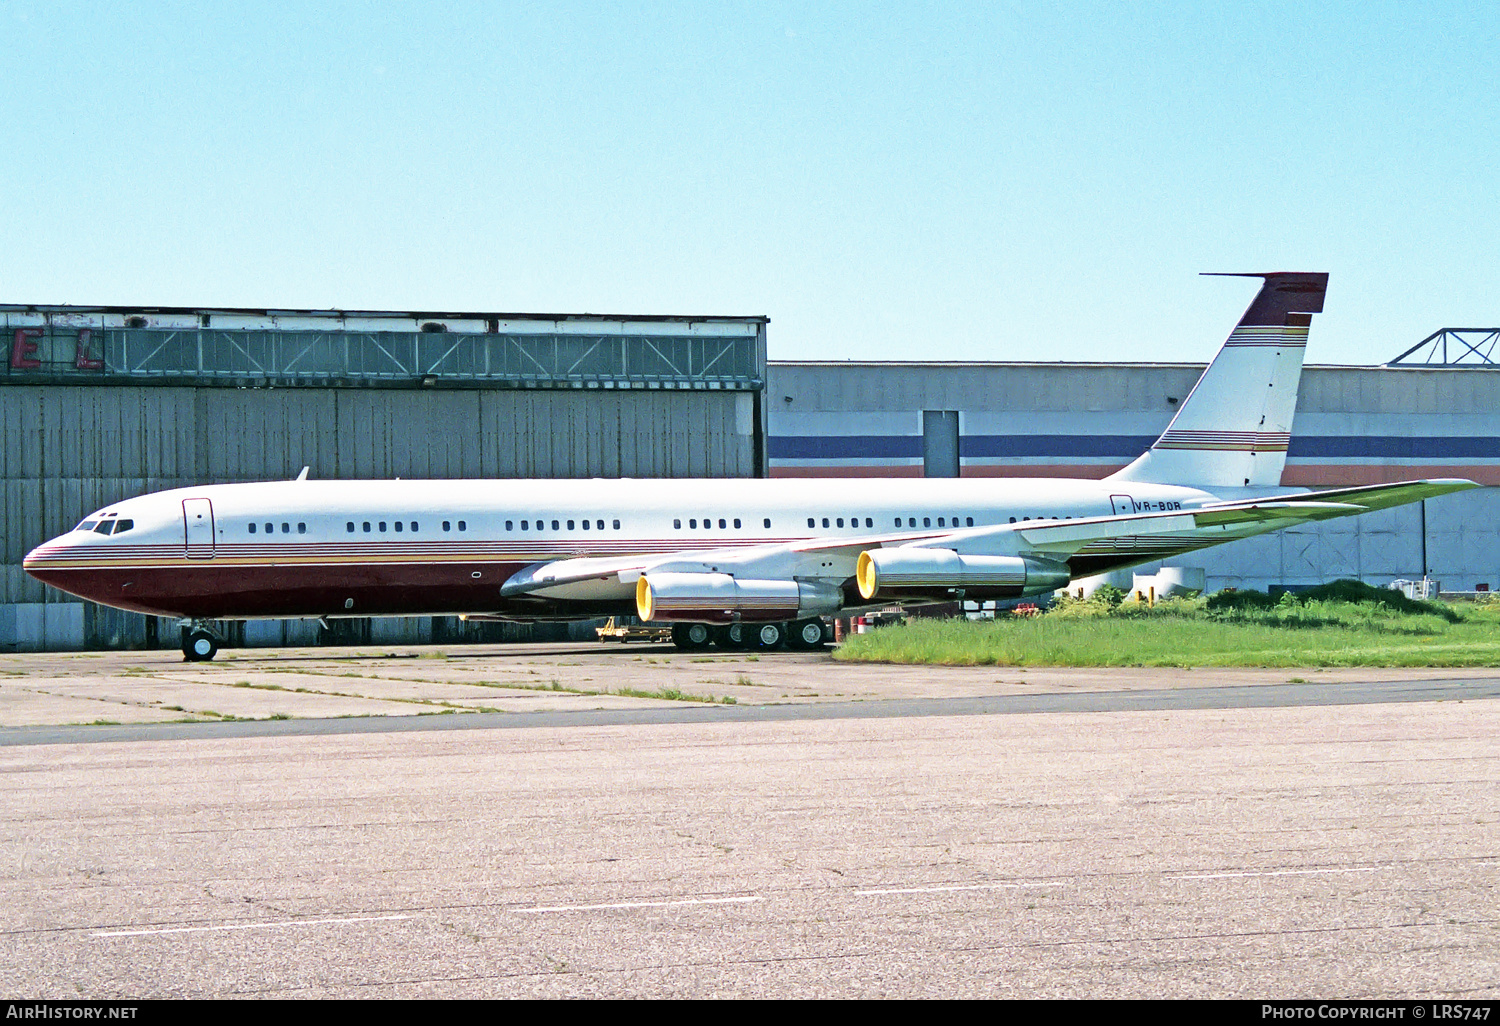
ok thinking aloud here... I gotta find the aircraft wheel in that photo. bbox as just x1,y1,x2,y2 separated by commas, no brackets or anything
671,623,714,651
786,618,827,650
747,621,785,651
182,628,219,662
714,623,749,650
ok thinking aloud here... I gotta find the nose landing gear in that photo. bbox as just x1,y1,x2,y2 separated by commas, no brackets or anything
181,624,221,662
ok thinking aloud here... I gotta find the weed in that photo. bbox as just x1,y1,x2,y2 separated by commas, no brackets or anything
615,686,718,703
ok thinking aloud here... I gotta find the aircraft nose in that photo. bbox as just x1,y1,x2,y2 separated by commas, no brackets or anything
23,535,70,582
22,541,50,573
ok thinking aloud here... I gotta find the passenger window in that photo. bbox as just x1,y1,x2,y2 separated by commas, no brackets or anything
674,519,681,529
807,518,815,528
907,518,916,527
443,521,451,531
567,520,575,530
763,519,771,528
893,518,901,527
460,521,468,531
1009,517,1016,523
596,520,604,530
280,523,288,534
547,520,555,530
836,518,844,527
966,517,974,526
718,519,726,529
690,519,697,529
297,523,306,534
521,521,528,530
506,520,514,531
937,517,945,527
821,518,830,528
265,523,273,534
411,522,418,532
379,522,387,532
363,522,372,532
581,520,589,530
613,520,621,529
923,517,931,528
346,522,354,533
249,523,257,534
733,519,741,529
865,518,872,527
394,521,403,533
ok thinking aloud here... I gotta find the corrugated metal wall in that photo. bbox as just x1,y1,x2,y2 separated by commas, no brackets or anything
767,361,1500,593
1,385,758,649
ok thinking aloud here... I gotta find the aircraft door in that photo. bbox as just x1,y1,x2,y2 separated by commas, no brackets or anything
183,498,216,559
1110,494,1136,516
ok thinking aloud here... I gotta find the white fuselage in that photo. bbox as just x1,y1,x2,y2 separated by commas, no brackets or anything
24,475,1225,620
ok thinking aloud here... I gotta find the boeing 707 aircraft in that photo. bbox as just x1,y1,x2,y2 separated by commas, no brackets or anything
24,273,1476,660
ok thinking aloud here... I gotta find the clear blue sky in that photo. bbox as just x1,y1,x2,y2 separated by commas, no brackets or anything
2,1,1495,364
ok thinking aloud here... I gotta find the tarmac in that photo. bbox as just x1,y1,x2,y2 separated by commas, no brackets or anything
5,641,1500,728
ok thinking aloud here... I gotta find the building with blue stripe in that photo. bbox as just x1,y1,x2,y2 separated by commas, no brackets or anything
768,361,1500,592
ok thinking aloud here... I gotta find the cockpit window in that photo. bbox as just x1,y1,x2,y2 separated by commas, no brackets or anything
75,516,131,535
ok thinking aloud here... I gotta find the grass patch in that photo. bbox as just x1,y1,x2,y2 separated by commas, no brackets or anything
835,581,1500,668
615,686,730,703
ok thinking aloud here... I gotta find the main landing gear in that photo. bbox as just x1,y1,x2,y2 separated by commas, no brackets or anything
670,618,828,653
181,624,221,662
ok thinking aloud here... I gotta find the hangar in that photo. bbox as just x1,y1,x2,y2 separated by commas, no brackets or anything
0,304,767,650
3,302,1495,651
768,330,1500,594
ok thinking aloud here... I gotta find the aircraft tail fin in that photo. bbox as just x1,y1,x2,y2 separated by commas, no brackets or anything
1108,272,1328,488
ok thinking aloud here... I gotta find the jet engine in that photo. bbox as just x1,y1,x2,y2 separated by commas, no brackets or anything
856,548,1071,601
636,572,843,624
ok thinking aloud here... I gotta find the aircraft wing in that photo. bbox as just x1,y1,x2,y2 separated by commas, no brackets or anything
1251,478,1478,514
957,479,1477,560
499,478,1478,601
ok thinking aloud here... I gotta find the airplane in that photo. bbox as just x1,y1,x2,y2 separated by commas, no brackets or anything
24,272,1476,662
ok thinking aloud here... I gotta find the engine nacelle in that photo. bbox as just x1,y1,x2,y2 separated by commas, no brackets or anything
856,548,1071,601
636,572,843,624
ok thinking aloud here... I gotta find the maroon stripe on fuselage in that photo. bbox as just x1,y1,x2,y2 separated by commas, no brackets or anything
29,561,541,618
